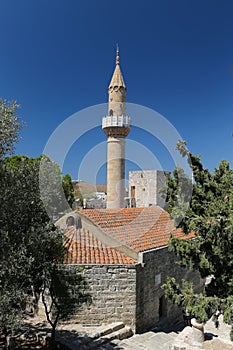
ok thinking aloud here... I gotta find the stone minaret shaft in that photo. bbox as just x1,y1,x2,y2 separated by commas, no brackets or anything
102,49,130,208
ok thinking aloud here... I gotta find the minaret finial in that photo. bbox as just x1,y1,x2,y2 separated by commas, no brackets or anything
116,43,120,65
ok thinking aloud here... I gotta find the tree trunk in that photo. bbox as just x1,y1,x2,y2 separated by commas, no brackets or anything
50,326,56,350
6,336,15,350
50,313,59,350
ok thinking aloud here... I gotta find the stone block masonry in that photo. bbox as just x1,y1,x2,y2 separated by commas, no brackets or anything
136,247,204,333
70,264,137,330
106,137,126,208
63,248,204,334
129,170,167,208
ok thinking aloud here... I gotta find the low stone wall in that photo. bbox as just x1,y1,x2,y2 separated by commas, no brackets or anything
71,264,137,330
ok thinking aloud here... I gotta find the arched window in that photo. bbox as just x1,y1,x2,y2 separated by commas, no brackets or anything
66,216,75,227
159,295,167,319
109,109,113,116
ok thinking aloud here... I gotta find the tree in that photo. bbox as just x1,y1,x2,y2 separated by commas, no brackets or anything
39,155,73,220
41,266,91,348
0,98,89,347
62,174,75,207
0,238,29,348
0,99,23,159
0,156,89,333
0,103,28,346
163,167,192,226
0,155,88,347
5,155,74,219
162,140,233,338
0,157,65,344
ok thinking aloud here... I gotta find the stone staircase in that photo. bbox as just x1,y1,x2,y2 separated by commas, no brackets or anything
56,322,133,350
119,330,178,350
56,320,184,350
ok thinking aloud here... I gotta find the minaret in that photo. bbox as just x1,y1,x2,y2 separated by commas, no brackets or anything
102,48,131,208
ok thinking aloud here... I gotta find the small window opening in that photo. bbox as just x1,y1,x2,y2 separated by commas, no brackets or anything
159,295,167,319
66,216,75,227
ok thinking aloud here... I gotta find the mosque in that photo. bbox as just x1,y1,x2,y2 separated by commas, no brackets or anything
56,49,203,333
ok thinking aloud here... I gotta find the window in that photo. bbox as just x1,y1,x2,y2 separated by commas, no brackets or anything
131,186,135,198
131,186,136,207
66,216,75,227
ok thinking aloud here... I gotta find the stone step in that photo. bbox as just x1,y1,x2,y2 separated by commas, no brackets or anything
119,329,179,350
57,323,132,350
119,338,148,350
101,325,133,342
153,331,178,341
89,321,125,339
101,342,144,350
81,326,133,349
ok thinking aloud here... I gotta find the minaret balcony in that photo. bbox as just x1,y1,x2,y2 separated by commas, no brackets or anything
102,115,131,129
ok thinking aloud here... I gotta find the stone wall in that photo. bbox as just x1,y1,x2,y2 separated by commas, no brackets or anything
129,170,166,208
71,264,137,330
135,247,204,333
58,249,203,334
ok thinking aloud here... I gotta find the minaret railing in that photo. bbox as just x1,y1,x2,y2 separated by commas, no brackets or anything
102,115,131,129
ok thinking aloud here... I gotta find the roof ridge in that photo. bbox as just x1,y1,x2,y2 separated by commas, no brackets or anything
80,207,190,253
74,211,138,261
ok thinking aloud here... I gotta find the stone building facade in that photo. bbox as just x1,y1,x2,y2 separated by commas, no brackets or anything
74,264,137,328
67,249,202,333
57,207,203,333
128,170,167,209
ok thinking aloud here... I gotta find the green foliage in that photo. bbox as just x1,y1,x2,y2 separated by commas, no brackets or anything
163,278,222,323
0,154,87,343
163,140,233,338
162,277,184,307
4,154,74,219
0,242,29,338
0,99,23,159
164,167,192,226
42,266,91,347
0,157,65,338
0,98,88,346
62,174,75,207
39,155,71,219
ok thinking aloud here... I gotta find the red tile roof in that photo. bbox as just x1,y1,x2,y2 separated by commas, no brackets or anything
80,207,194,253
64,226,136,265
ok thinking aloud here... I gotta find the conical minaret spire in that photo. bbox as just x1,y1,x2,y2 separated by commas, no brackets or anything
102,48,131,208
108,45,125,87
108,47,126,118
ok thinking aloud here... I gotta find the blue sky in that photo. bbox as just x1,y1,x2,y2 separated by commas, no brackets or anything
0,0,232,184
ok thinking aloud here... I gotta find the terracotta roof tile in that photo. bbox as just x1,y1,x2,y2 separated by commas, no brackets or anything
64,226,136,265
81,207,194,253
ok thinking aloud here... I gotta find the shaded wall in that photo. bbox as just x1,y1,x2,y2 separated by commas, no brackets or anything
135,247,204,333
72,264,137,330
